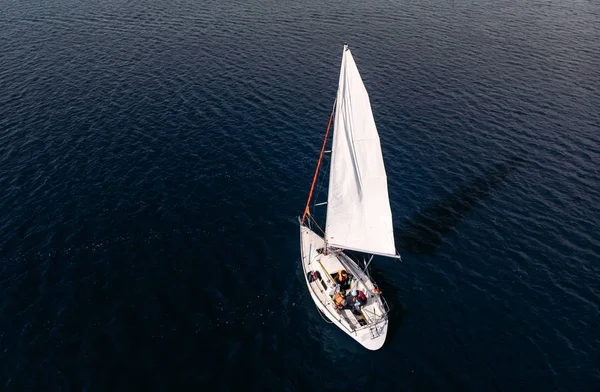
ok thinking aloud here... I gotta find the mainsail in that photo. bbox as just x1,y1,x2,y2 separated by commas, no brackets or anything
325,45,397,258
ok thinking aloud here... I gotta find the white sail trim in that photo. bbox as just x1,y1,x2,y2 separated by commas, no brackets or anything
325,46,396,257
327,243,400,259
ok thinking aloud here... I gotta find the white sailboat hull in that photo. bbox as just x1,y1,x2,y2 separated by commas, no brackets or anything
299,221,389,350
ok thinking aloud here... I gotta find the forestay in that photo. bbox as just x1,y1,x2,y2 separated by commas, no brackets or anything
325,46,396,258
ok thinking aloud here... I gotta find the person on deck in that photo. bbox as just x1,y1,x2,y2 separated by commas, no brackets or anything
332,269,353,292
333,293,346,310
350,289,367,314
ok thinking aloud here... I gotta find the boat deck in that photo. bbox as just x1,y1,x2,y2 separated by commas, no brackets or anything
301,224,386,330
300,222,389,349
315,253,371,318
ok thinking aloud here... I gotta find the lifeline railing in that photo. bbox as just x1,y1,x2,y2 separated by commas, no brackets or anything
300,241,358,335
335,250,391,328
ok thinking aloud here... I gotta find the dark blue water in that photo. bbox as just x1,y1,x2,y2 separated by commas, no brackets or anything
1,0,599,390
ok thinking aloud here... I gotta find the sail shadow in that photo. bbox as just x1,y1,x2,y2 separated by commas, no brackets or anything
395,157,523,256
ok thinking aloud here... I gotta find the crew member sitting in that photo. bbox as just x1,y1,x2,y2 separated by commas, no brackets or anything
333,293,346,310
331,269,353,292
350,289,367,314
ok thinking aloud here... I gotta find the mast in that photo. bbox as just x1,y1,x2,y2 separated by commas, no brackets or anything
302,44,349,225
301,102,335,224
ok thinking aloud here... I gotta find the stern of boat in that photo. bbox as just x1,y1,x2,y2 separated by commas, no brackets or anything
359,320,388,350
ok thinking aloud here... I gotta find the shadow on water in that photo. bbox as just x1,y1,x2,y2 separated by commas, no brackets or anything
395,156,524,256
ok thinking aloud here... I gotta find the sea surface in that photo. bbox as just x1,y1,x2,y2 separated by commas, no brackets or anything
1,0,599,390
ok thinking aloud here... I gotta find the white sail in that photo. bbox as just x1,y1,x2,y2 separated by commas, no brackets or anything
325,46,397,258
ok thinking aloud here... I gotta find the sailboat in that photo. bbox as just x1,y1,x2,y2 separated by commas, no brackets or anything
299,44,400,350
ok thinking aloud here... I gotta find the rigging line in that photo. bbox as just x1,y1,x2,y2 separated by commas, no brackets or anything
309,214,326,236
312,120,333,205
311,155,327,211
311,132,332,216
301,98,337,223
310,111,334,234
318,308,334,323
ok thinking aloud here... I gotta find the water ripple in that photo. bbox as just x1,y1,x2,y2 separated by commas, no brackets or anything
1,0,600,390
